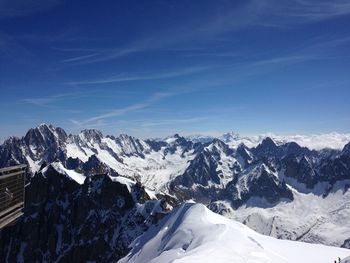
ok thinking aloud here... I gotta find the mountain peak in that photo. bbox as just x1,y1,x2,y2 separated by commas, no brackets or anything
36,123,54,133
342,142,350,155
173,133,181,138
80,129,103,142
166,133,182,140
165,133,186,144
211,138,227,148
118,133,133,140
221,131,240,142
117,133,138,145
261,137,276,147
252,137,278,157
38,123,50,128
34,124,66,138
24,123,67,146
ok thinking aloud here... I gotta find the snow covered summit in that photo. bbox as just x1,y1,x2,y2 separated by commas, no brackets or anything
119,203,349,263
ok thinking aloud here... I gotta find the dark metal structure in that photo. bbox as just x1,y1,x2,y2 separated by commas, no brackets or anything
0,164,26,229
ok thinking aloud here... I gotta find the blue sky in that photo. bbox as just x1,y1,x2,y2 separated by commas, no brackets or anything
1,0,350,140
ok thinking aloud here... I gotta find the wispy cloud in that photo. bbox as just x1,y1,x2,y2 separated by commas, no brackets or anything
305,36,350,52
59,46,209,65
253,55,312,66
58,43,153,65
21,92,79,107
71,92,174,126
20,91,95,114
60,53,100,63
20,89,136,108
141,117,209,128
43,0,350,70
0,0,63,18
73,116,209,131
66,66,212,85
0,32,36,63
234,0,350,28
184,51,241,58
273,0,350,22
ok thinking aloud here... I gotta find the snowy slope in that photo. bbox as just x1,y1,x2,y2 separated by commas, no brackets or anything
211,182,350,247
42,161,86,184
122,146,195,190
64,132,196,191
119,203,349,263
205,140,239,187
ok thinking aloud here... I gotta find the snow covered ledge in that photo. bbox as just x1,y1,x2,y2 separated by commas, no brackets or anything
119,202,349,263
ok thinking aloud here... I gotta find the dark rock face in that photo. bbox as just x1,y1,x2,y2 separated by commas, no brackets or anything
0,137,27,167
280,142,311,157
172,150,221,188
222,162,294,209
281,148,350,189
342,238,350,249
239,169,293,205
318,152,350,184
80,129,103,144
253,137,278,157
24,124,68,164
115,134,148,157
342,142,350,156
282,155,317,188
236,143,253,168
0,166,170,263
24,124,67,149
145,139,167,152
82,155,112,175
171,139,235,189
65,157,83,170
163,134,200,156
0,124,68,171
207,201,233,215
252,138,311,159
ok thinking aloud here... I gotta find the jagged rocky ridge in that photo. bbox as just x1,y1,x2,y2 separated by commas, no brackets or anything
0,163,175,263
0,124,350,248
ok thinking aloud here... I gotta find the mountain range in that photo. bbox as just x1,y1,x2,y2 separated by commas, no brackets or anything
0,124,350,262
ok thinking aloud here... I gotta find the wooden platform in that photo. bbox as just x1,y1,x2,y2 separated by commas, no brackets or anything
0,165,26,229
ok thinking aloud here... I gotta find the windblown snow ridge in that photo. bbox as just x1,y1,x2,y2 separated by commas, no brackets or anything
119,203,350,263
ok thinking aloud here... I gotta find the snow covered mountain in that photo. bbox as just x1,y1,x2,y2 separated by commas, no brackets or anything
1,124,350,249
188,131,350,150
0,163,176,262
0,124,201,191
119,202,349,263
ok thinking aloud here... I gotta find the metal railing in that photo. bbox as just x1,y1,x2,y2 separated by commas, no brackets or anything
0,164,26,229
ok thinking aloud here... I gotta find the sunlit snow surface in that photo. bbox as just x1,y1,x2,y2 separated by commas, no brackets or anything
42,161,86,184
219,181,350,247
119,203,349,263
64,134,196,191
